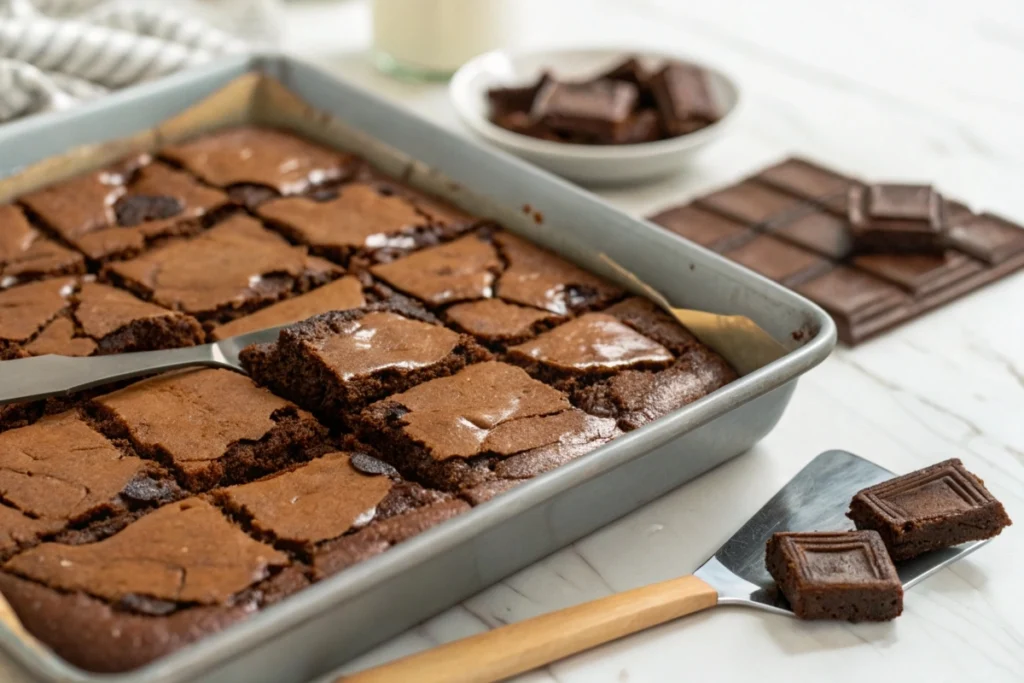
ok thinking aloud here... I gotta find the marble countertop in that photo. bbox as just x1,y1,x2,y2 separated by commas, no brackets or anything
279,1,1024,682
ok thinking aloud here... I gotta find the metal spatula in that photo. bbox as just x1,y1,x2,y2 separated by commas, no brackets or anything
0,325,288,405
341,450,992,683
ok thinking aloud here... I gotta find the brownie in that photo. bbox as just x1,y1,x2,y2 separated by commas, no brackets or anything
445,298,560,346
209,276,367,341
0,278,204,359
531,79,639,142
214,451,468,578
86,368,332,491
0,204,85,288
766,531,903,621
104,214,342,325
20,159,229,262
356,361,621,496
160,126,361,208
0,497,295,673
848,459,1012,560
847,184,946,254
0,411,180,559
257,182,476,265
649,62,719,136
240,303,490,427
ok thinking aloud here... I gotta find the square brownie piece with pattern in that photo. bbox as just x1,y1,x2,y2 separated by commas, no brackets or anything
766,530,903,621
86,368,332,491
356,361,620,499
240,302,490,427
104,214,342,325
214,451,468,579
0,204,85,288
161,126,362,209
848,459,1011,560
0,497,301,673
20,159,229,262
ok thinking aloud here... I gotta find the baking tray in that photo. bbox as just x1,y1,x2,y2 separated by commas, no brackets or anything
0,53,836,683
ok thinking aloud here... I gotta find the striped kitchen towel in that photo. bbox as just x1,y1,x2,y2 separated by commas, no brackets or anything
0,0,256,122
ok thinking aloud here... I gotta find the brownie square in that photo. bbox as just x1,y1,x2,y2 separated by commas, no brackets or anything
104,214,342,325
161,126,361,208
848,459,1012,560
214,451,468,579
647,204,754,252
766,531,903,621
1,497,295,672
20,160,229,262
723,234,832,287
356,361,620,496
87,368,332,491
240,302,490,427
695,180,806,227
0,204,85,288
445,298,560,346
257,182,475,265
0,278,204,359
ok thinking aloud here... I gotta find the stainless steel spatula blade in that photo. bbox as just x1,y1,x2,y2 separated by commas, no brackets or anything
694,449,991,615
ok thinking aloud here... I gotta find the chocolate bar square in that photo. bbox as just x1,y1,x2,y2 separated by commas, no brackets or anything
848,459,1012,560
696,180,805,227
767,209,854,260
648,205,754,252
723,235,831,287
766,531,902,621
852,251,984,296
649,63,718,136
946,203,1024,265
848,184,946,253
755,157,859,204
796,267,910,345
531,79,639,141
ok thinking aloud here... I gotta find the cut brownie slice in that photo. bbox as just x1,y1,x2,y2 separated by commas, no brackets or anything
209,275,367,341
104,214,342,325
0,278,204,359
357,361,620,497
160,126,361,208
257,182,475,265
214,451,468,579
0,204,85,288
1,497,294,673
848,458,1011,560
0,411,180,559
445,298,560,347
240,302,490,427
86,368,332,491
20,159,228,262
766,530,903,621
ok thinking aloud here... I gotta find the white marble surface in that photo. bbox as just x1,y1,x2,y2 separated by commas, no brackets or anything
273,1,1024,682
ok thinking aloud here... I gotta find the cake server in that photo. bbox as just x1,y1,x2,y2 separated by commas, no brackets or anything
0,324,288,405
341,450,991,683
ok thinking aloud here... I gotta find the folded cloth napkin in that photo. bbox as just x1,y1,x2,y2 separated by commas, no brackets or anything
0,0,258,122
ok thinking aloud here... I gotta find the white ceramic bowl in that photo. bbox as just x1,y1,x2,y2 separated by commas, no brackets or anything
449,47,741,186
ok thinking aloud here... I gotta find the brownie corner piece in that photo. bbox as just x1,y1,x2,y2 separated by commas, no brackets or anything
766,530,902,622
847,458,1012,560
240,302,491,425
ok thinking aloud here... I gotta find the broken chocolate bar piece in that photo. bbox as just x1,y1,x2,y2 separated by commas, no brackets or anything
531,79,639,141
649,63,719,136
486,72,551,118
946,203,1024,265
848,458,1011,560
848,184,947,253
766,531,903,621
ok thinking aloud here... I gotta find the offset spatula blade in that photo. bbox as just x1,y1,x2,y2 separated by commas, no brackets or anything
694,450,991,615
0,324,289,405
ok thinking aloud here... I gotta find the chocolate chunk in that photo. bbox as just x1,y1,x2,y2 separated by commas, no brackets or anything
946,204,1024,265
119,594,179,617
766,531,903,621
848,458,1012,560
598,57,649,89
486,72,551,118
795,267,910,344
848,184,946,253
723,235,832,287
227,184,281,209
613,109,662,144
531,79,639,141
114,195,184,227
121,473,181,505
649,63,719,136
349,452,401,479
648,205,754,252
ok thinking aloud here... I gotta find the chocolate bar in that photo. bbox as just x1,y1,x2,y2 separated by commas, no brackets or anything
848,459,1012,560
766,531,903,621
648,157,1024,345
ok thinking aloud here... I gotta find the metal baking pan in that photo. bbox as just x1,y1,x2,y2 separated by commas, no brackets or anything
0,53,836,683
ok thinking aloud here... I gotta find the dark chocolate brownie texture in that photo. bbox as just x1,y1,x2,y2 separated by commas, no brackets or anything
215,452,468,579
357,361,620,497
20,159,229,262
847,184,946,254
848,458,1011,560
0,278,204,359
766,531,903,622
1,497,292,673
87,368,332,491
160,126,360,208
0,411,179,560
0,204,85,287
257,182,475,265
240,302,490,427
104,214,342,325
445,298,559,346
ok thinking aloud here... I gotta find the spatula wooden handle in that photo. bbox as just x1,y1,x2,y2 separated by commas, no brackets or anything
339,574,718,683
